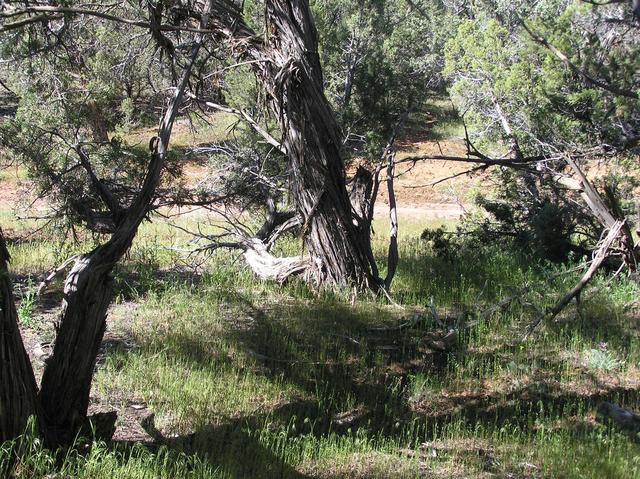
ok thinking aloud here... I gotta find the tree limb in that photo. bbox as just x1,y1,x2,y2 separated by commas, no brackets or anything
519,19,639,100
186,93,286,154
525,220,626,337
0,6,217,34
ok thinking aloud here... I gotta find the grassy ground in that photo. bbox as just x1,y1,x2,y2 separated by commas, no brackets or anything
2,205,640,478
1,99,639,478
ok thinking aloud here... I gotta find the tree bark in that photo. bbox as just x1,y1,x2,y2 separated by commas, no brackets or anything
37,258,111,447
37,5,212,446
0,230,39,443
258,0,378,289
206,0,379,289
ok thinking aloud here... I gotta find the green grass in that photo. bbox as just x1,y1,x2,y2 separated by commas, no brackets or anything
0,422,222,479
2,212,640,478
121,112,238,149
409,96,465,141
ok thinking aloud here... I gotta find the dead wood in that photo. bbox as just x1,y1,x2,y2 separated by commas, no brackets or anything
37,255,80,296
384,149,399,290
241,238,309,283
565,157,637,270
525,220,626,337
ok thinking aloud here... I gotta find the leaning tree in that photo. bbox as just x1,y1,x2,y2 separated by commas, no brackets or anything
0,233,40,444
0,0,216,446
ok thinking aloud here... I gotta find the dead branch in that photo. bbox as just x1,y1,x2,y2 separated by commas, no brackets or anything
395,153,544,172
240,237,309,283
186,93,285,154
406,164,489,188
367,107,412,223
0,6,217,34
37,255,81,296
565,157,637,269
265,215,301,249
397,129,637,274
384,149,399,290
176,201,308,283
525,220,626,337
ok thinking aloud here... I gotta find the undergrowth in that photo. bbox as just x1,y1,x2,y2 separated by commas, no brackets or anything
2,213,640,478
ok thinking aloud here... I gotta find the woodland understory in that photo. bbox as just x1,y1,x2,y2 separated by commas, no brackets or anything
0,0,639,477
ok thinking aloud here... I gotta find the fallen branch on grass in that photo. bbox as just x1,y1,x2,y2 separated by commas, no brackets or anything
525,220,626,337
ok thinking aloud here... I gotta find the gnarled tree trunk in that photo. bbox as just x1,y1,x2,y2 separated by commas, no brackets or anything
37,253,117,447
207,0,380,289
251,1,379,289
38,216,164,446
0,231,39,443
37,14,211,447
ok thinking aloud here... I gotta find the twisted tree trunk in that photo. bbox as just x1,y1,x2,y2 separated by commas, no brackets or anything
0,231,39,443
37,252,118,447
203,0,381,289
37,9,211,447
240,0,379,289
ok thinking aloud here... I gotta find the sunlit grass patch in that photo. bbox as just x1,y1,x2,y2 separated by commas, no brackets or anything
121,112,237,150
94,233,640,475
0,423,223,479
3,211,640,478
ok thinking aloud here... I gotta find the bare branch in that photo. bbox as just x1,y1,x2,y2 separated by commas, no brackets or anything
383,149,398,290
525,220,626,337
0,6,217,34
186,93,286,154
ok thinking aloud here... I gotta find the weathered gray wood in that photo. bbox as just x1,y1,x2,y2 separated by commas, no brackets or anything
548,220,624,318
566,157,637,270
526,220,625,336
0,230,40,443
242,238,309,283
37,1,214,448
384,151,398,290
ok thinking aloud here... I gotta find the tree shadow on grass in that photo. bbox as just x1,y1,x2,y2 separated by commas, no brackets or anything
101,262,640,476
183,293,462,441
132,402,320,479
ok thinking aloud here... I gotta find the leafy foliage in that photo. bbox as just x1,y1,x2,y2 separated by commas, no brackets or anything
442,1,639,262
